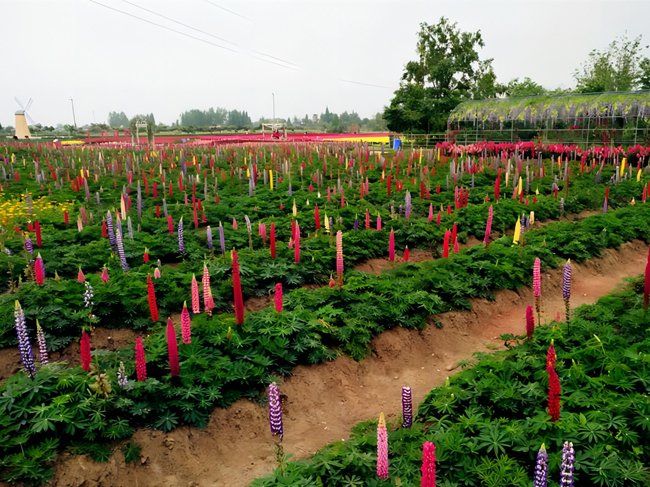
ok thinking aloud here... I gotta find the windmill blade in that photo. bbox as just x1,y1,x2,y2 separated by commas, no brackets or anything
14,97,25,110
25,99,33,111
25,113,36,126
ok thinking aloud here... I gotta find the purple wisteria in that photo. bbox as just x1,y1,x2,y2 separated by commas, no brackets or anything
534,443,548,487
401,386,413,428
268,382,284,439
560,441,575,486
36,320,48,366
15,301,36,377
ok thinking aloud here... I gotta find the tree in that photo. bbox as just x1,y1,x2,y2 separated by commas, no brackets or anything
574,34,649,92
504,77,547,97
384,17,500,133
108,111,129,128
640,57,650,90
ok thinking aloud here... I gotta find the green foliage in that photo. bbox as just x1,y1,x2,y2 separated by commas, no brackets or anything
120,441,141,463
253,280,650,487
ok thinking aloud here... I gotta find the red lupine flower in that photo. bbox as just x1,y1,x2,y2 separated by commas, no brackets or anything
526,305,535,341
101,266,109,284
181,301,191,344
315,204,321,230
270,222,276,258
102,219,107,238
167,318,180,376
147,274,159,321
421,441,437,487
34,254,45,284
329,276,336,288
443,230,450,258
404,246,409,262
143,248,149,263
202,264,214,312
546,341,556,373
135,337,147,381
77,267,85,283
80,331,91,371
548,366,561,422
232,250,245,325
275,283,283,313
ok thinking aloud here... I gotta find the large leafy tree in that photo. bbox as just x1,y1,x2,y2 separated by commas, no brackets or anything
384,17,501,133
574,34,649,92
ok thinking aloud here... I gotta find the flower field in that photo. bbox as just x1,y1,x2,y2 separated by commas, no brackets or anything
0,140,649,486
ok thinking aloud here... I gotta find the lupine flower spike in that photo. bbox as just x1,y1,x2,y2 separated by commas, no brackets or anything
101,265,109,283
560,441,575,486
563,260,572,333
34,254,45,284
534,444,548,487
526,305,535,341
147,274,159,321
181,301,191,344
268,382,283,439
202,264,214,314
377,412,388,479
232,250,245,325
421,441,437,487
117,362,128,388
80,332,91,371
14,301,36,377
36,320,48,366
191,273,200,314
533,257,541,325
336,230,343,287
547,343,561,422
274,283,283,313
135,337,147,381
402,387,412,428
178,217,185,256
167,318,180,376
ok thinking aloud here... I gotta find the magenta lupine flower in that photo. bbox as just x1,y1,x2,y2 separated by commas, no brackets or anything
268,382,283,438
484,205,493,248
274,283,283,313
534,444,548,487
377,412,388,479
389,229,395,262
562,260,571,299
153,267,161,279
428,203,433,223
14,301,36,377
421,441,437,487
533,258,541,297
191,274,200,314
336,230,343,281
101,266,109,283
402,387,412,428
181,301,191,344
36,320,48,366
560,441,575,486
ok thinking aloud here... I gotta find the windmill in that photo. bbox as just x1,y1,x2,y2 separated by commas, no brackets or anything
14,97,35,139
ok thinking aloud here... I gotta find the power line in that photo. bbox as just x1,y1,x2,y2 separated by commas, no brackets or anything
339,79,395,90
202,0,250,21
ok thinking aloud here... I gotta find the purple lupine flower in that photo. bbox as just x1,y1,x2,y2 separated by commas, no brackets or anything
405,191,412,220
268,382,283,438
137,180,142,220
24,236,33,255
116,228,128,271
288,182,292,197
603,198,607,214
84,177,90,201
207,226,213,251
559,197,564,214
560,441,575,486
219,222,225,256
354,216,359,230
14,301,36,377
117,361,128,388
36,320,48,366
534,444,548,487
562,260,572,299
402,386,413,428
178,217,185,256
106,211,117,252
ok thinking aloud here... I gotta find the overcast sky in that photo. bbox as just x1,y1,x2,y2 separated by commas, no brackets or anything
2,0,649,128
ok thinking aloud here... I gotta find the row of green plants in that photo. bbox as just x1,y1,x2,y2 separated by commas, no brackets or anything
1,203,649,485
252,278,650,487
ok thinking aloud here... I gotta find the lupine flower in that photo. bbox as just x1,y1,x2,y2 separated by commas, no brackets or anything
219,221,226,256
402,387,412,428
336,231,343,284
547,340,556,372
484,205,493,249
147,274,158,321
329,275,336,288
354,216,359,230
180,301,192,344
270,222,276,258
443,230,450,258
178,217,185,255
80,331,91,371
315,204,321,230
191,274,200,314
603,198,608,214
35,219,42,247
377,412,388,479
83,281,94,308
143,248,149,263
389,229,395,262
78,267,85,283
294,222,300,263
36,320,48,366
232,250,245,325
645,245,650,310
533,257,541,322
34,254,45,284
548,362,561,422
207,226,213,251
14,301,36,377
117,361,128,388
275,283,283,313
202,264,214,313
534,444,548,487
268,382,283,438
428,203,433,223
404,246,410,261
116,228,128,271
559,197,564,214
526,305,535,341
24,236,33,255
405,191,412,220
563,259,572,328
377,212,382,231
421,441,437,487
135,337,147,381
106,211,117,251
560,441,575,486
154,267,161,279
167,318,180,376
101,266,109,283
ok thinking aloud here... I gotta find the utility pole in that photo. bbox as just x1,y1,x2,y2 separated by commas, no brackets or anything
70,98,77,128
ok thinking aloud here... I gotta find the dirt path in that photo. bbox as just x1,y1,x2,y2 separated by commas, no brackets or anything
42,239,648,487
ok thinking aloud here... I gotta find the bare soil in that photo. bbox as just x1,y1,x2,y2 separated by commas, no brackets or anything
40,239,648,487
